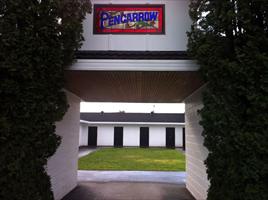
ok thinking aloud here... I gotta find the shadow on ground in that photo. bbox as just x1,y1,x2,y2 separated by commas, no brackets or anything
62,181,195,200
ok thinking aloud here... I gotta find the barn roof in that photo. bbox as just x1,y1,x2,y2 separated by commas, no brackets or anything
80,112,185,123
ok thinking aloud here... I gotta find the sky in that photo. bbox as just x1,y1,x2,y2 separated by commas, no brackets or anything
80,102,185,113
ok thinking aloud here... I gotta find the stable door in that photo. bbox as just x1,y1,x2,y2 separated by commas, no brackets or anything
140,127,149,148
166,128,175,148
114,127,123,147
88,126,97,147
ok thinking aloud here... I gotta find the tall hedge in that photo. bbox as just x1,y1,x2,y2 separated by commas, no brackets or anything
188,0,268,199
0,0,91,199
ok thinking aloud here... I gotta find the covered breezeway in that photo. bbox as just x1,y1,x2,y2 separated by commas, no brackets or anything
46,0,209,199
46,65,209,200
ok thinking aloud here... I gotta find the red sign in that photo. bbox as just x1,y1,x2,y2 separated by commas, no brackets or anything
94,4,165,34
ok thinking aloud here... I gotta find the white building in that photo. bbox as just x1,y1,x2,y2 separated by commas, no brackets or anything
79,112,185,148
47,0,209,199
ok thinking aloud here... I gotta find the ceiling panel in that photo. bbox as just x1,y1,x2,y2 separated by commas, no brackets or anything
65,71,203,103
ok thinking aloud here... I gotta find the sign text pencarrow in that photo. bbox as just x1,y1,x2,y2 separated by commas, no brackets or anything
94,4,165,34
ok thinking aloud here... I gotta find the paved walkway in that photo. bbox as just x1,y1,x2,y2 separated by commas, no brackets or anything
62,171,195,200
71,148,195,200
78,170,186,184
62,181,195,200
78,147,99,158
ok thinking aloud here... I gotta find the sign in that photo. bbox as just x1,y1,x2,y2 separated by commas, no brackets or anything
94,4,165,34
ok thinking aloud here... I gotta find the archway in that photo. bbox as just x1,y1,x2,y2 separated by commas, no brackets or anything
47,1,208,199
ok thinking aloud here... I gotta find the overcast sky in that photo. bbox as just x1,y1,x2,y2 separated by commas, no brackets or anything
80,102,185,113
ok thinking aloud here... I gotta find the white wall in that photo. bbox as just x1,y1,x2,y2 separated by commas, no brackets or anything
185,86,209,200
123,125,140,146
149,125,183,147
79,123,183,147
47,91,80,200
97,125,114,146
81,0,191,51
175,126,183,147
149,126,166,147
79,124,88,146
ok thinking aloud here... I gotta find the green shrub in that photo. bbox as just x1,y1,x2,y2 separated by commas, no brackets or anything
188,1,268,200
0,0,91,199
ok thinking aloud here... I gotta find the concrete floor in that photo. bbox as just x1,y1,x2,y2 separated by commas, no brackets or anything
62,171,194,200
72,147,195,200
78,170,186,184
62,182,195,200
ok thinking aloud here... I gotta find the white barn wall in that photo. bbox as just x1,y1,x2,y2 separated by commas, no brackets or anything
79,124,88,146
80,123,184,147
81,0,191,51
97,125,114,146
123,125,140,146
149,126,166,147
175,126,183,147
47,91,80,200
185,86,209,200
149,125,183,147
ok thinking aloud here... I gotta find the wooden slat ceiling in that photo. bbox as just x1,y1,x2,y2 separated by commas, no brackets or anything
65,71,203,103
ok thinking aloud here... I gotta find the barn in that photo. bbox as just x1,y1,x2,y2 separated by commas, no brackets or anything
79,112,185,148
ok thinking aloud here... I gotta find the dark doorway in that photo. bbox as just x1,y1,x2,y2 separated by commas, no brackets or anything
88,126,97,147
182,128,186,151
140,127,149,148
166,128,175,148
114,127,123,147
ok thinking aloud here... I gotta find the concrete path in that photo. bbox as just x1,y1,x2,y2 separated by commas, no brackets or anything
78,170,186,184
62,182,195,200
72,148,195,200
78,147,99,158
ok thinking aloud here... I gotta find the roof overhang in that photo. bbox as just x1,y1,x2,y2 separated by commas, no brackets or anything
80,120,185,126
70,59,199,72
65,51,203,103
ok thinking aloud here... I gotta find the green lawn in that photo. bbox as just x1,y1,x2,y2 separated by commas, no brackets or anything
78,148,185,171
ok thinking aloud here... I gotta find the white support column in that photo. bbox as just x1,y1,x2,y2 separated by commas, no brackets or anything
47,91,81,200
185,86,210,200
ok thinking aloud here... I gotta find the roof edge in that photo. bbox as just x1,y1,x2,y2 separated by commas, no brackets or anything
75,50,190,60
80,120,185,126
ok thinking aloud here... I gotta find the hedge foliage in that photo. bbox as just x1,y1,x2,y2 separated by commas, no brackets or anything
188,0,268,199
0,0,91,199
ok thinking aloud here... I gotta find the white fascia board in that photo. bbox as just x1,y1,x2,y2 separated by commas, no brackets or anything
80,120,185,126
69,59,199,71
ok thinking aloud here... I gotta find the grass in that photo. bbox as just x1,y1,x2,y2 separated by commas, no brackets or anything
78,148,185,171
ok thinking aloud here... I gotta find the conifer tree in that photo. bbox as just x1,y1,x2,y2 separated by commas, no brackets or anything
0,0,91,199
188,1,268,199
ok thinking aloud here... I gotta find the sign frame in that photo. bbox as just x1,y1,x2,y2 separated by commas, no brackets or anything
93,4,165,35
